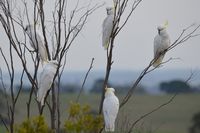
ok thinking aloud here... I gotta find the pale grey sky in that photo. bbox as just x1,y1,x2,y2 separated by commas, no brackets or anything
0,0,200,72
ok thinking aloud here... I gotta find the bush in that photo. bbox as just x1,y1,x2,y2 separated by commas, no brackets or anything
189,111,200,133
160,80,193,93
64,102,103,133
14,115,53,133
13,103,103,133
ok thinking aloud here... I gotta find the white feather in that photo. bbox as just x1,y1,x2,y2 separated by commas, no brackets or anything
153,25,170,67
25,25,48,64
51,30,56,58
103,87,119,132
102,8,114,50
37,60,58,106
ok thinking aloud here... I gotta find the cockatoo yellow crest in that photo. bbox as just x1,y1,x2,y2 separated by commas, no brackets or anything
164,20,169,28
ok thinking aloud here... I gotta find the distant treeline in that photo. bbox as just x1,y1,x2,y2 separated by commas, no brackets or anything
1,78,199,94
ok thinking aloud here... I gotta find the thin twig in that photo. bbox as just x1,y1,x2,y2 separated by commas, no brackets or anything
76,58,94,102
127,94,177,133
14,69,25,105
120,24,200,109
98,0,143,114
0,114,9,132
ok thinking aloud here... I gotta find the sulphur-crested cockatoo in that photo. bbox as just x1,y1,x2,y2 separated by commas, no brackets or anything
102,7,114,50
25,24,48,64
103,87,119,132
153,21,170,67
37,60,58,106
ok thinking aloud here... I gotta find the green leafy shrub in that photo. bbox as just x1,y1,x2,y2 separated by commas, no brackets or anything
64,102,103,133
14,115,53,133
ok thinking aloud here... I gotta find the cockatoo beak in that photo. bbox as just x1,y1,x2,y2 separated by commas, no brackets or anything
25,26,28,31
105,85,108,91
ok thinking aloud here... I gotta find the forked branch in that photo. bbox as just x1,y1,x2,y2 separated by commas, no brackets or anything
120,24,200,109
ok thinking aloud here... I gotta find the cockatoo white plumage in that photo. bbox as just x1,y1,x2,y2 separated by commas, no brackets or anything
37,60,58,106
25,24,48,64
102,7,114,50
103,87,119,132
153,21,171,67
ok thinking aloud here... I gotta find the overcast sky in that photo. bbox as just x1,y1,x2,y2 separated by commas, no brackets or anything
0,0,200,72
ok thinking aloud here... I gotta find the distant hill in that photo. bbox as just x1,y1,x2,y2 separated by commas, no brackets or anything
1,69,200,93
60,69,200,93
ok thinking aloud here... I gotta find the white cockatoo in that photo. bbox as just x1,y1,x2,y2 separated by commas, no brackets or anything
103,87,119,132
25,24,48,64
102,7,114,50
153,21,171,67
37,60,58,106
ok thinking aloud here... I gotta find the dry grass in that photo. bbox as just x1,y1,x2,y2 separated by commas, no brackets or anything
1,93,200,133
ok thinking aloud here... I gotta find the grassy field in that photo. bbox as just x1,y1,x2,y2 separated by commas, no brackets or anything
0,93,200,133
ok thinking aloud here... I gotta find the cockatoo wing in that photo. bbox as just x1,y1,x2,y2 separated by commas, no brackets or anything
103,95,119,132
37,63,57,106
27,27,48,64
102,14,114,50
36,32,48,64
153,35,170,67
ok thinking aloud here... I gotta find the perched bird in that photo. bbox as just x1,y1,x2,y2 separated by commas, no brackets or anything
37,60,58,106
25,24,48,64
103,87,119,132
153,21,171,67
102,7,114,50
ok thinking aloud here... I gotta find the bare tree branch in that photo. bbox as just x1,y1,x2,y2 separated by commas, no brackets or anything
0,114,9,132
99,0,143,114
127,94,177,133
120,24,200,109
76,58,94,102
116,0,142,35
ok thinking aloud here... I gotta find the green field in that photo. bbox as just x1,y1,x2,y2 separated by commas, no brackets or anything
1,93,200,133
